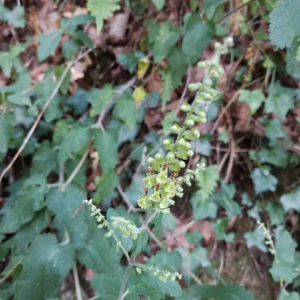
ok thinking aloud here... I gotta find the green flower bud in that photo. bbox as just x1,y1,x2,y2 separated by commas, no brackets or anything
188,82,200,92
181,102,191,112
203,93,213,101
156,171,168,184
191,115,202,123
150,191,160,202
197,110,206,118
195,93,203,104
186,119,195,127
147,157,155,164
171,160,181,172
183,130,194,141
171,123,180,133
179,161,186,168
203,77,213,86
191,128,200,139
163,139,172,150
185,141,192,149
152,162,161,172
197,61,207,69
178,138,186,146
187,150,194,157
166,152,175,163
155,153,164,164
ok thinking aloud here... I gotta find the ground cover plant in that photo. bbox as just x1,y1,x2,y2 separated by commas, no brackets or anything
1,0,300,299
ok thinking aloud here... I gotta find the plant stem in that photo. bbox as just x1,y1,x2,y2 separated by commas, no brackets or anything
118,263,133,300
73,263,83,300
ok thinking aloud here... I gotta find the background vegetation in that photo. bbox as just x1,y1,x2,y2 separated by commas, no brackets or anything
1,0,300,299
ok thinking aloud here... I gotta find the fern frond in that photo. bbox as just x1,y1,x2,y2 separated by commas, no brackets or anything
160,68,173,111
196,165,219,201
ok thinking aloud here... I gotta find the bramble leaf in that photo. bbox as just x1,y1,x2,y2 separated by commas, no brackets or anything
280,186,300,212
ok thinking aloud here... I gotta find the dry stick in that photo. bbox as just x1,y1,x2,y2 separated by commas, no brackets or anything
116,184,143,213
0,259,22,283
224,140,235,182
73,263,83,300
0,49,92,184
93,77,136,129
175,67,191,117
210,90,240,134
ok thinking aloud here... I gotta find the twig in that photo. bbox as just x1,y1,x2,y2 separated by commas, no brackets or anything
181,265,203,285
210,90,240,134
216,0,257,24
117,184,143,213
224,140,235,182
0,259,22,283
93,77,136,129
117,264,133,300
0,49,92,184
73,263,83,300
175,67,191,117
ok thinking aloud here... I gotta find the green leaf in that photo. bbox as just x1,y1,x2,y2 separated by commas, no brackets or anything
269,0,300,49
218,129,229,144
244,227,267,252
79,231,121,273
265,82,295,119
266,201,285,225
37,30,63,62
280,186,300,212
62,39,79,60
182,14,215,65
117,51,144,73
238,89,265,115
153,21,180,63
161,213,177,231
87,0,121,32
132,230,148,257
4,6,25,28
287,38,300,79
269,261,298,282
0,175,47,233
0,52,13,77
202,0,227,12
90,84,115,117
94,128,118,173
186,229,203,245
280,290,300,300
275,230,296,263
257,144,289,168
47,184,91,250
0,114,13,163
263,118,287,141
115,94,137,129
141,271,182,298
250,166,278,195
12,210,48,255
7,93,31,106
54,66,71,94
152,0,165,10
150,250,182,272
32,141,57,176
61,14,94,33
189,284,257,300
191,192,218,220
196,165,219,201
162,111,179,135
211,218,235,243
94,172,120,203
58,125,91,163
160,68,173,110
72,30,93,48
14,234,74,300
169,46,188,87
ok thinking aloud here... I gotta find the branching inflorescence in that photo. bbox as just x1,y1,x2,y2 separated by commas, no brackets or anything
84,37,234,297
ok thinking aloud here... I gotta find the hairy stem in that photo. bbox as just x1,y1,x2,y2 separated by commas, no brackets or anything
118,263,133,300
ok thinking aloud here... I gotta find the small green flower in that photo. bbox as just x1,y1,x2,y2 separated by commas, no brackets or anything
156,171,168,184
137,195,150,209
159,197,169,209
150,191,161,202
143,175,156,188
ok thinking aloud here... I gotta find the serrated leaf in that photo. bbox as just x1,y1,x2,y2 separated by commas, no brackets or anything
191,192,218,220
132,230,148,257
244,227,267,252
94,172,120,203
238,89,265,115
37,30,63,62
196,165,219,201
47,184,91,250
250,166,278,195
189,284,257,300
269,261,298,282
12,210,48,255
90,84,115,117
287,38,300,80
266,201,285,225
160,68,173,110
153,21,180,63
115,94,137,129
280,290,300,300
182,14,215,65
141,271,182,297
169,46,188,88
94,128,118,173
269,0,300,49
58,125,91,163
161,213,177,231
14,234,74,300
280,186,300,212
0,175,47,233
117,51,144,73
87,0,121,32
